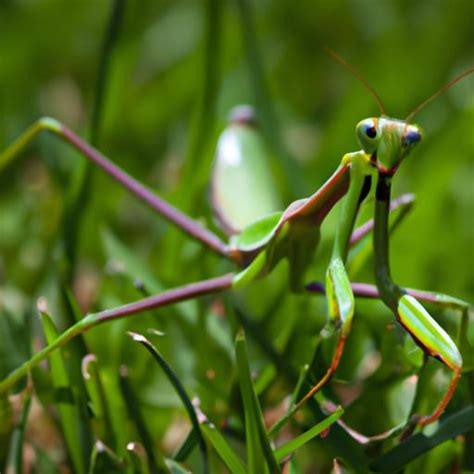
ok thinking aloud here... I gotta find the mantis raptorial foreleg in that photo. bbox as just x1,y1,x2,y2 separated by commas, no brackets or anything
0,118,231,259
295,151,373,409
374,175,463,426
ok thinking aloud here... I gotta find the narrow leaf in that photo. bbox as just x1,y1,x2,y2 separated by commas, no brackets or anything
88,439,125,474
39,301,86,474
235,330,281,473
371,406,474,472
119,365,170,474
274,406,344,462
5,392,31,474
125,442,151,474
128,331,208,474
200,420,247,474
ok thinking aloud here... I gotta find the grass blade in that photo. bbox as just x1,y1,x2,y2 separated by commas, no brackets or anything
274,406,344,462
119,365,170,474
88,440,125,474
38,300,86,474
173,429,198,463
5,391,31,473
82,354,115,446
370,405,474,472
0,394,13,468
199,418,247,474
235,329,281,474
128,331,209,474
126,442,151,474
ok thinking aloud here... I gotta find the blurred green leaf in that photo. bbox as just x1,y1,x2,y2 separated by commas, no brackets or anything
39,304,87,474
88,439,125,474
371,406,474,472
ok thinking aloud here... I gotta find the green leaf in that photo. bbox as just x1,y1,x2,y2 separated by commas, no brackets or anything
0,394,13,468
274,406,344,462
102,229,164,294
200,420,247,474
235,330,281,474
0,306,31,385
88,440,125,474
5,392,31,474
119,364,170,474
370,406,474,472
128,331,207,473
39,303,86,474
125,442,151,474
166,458,192,474
82,354,115,445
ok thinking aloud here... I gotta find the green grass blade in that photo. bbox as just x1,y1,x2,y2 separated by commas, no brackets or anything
39,302,86,474
199,420,247,474
0,307,31,390
125,442,151,474
88,440,125,474
274,406,344,462
0,394,13,468
128,331,209,474
5,391,31,473
166,458,192,473
60,0,126,282
33,446,62,474
233,305,368,470
370,405,474,472
119,365,170,474
268,364,310,439
82,354,115,446
102,229,164,294
235,329,281,474
173,429,198,462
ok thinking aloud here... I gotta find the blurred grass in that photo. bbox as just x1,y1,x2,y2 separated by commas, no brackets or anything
0,0,473,472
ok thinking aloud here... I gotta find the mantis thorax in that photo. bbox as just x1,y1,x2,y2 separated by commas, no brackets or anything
356,116,423,175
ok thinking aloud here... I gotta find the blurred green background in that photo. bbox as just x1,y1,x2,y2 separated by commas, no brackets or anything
0,0,472,472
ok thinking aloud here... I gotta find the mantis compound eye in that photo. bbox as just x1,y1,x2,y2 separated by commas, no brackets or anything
403,124,422,147
364,123,377,138
356,118,379,153
358,118,378,139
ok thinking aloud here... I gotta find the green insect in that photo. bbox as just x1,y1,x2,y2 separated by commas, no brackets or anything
0,55,472,436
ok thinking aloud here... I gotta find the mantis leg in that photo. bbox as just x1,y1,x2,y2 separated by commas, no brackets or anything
307,282,471,314
296,152,372,409
374,174,463,427
0,273,235,395
0,118,230,259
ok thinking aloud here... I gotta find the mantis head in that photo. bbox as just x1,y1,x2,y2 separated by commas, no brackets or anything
324,48,473,176
356,117,423,175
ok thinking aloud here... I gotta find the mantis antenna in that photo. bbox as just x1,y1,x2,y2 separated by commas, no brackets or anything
405,66,474,122
324,46,386,115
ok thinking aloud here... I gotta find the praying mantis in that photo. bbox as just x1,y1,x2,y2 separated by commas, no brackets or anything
0,54,472,438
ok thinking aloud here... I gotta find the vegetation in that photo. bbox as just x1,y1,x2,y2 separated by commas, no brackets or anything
0,0,472,472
